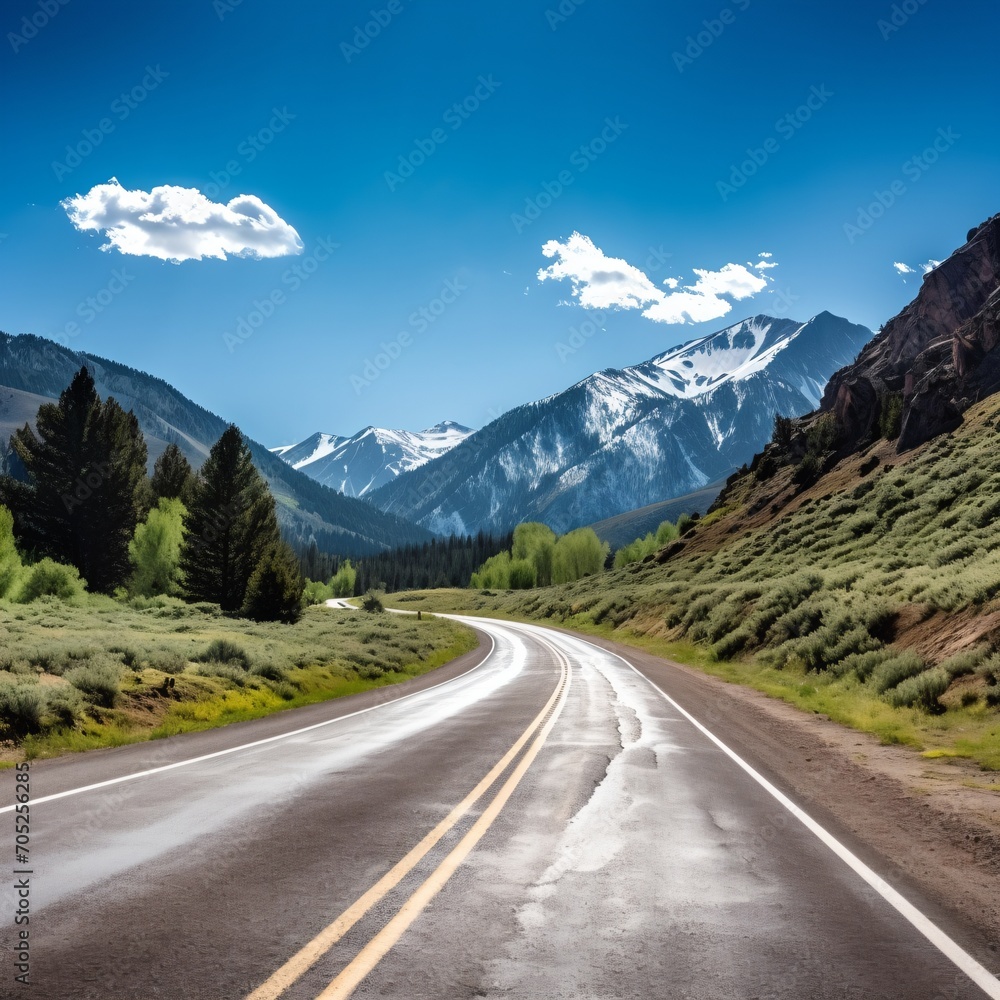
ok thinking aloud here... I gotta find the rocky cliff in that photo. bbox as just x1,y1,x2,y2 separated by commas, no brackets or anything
821,213,1000,450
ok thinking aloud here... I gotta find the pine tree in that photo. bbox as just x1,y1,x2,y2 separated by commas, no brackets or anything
150,443,196,505
180,425,282,613
78,397,148,592
0,367,148,593
241,542,303,623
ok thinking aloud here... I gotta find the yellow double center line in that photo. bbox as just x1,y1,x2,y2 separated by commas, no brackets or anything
246,638,572,1000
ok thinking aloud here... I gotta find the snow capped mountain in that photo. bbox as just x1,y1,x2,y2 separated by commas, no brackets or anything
272,420,475,497
368,313,873,535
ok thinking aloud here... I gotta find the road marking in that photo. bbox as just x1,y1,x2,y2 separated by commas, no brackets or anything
245,639,570,1000
313,638,572,1000
561,629,1000,1000
0,633,496,816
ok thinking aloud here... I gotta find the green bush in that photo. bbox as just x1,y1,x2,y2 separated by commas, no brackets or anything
17,559,85,603
362,591,385,613
0,683,45,736
887,668,949,712
65,661,122,708
198,639,251,669
870,652,927,693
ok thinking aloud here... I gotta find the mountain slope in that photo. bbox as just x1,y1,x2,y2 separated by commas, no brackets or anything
822,213,1000,450
369,312,872,535
272,421,475,497
0,333,431,555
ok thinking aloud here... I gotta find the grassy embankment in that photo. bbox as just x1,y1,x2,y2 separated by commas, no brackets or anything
0,596,476,763
393,399,1000,772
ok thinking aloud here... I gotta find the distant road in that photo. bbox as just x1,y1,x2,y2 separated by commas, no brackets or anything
2,616,998,999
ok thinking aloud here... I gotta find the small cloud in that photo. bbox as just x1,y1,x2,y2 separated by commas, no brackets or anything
754,260,779,271
538,232,769,325
61,178,303,263
893,262,917,275
758,251,773,258
921,259,942,274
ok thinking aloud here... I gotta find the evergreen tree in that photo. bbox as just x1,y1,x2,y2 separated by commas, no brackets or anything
241,542,303,623
79,397,148,592
150,443,196,505
0,367,148,593
180,425,282,613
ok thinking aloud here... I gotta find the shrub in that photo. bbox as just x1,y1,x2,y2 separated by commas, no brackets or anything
870,652,927,693
147,650,187,674
362,591,385,614
887,668,949,712
879,393,904,440
65,661,122,708
17,559,85,603
676,513,695,536
0,683,45,736
250,661,288,682
793,454,820,486
198,639,251,669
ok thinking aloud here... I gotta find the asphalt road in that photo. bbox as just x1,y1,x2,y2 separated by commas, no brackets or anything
2,615,998,999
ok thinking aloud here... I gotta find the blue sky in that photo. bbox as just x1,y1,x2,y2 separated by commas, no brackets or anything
1,0,997,445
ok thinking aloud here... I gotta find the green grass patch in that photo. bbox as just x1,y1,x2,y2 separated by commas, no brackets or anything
1,596,476,761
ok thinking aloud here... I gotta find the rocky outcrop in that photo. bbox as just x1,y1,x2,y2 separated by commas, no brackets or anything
820,213,1000,450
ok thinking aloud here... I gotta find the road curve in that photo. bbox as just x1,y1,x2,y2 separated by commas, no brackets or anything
2,614,998,999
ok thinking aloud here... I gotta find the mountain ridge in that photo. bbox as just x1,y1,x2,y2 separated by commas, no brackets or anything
0,332,431,555
368,311,872,535
272,420,475,497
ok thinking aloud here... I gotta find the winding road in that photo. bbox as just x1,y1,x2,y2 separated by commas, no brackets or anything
2,614,999,999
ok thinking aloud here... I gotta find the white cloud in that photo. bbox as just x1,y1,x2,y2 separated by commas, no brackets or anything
61,178,303,263
921,259,942,273
893,262,916,275
754,260,779,270
538,232,769,325
758,251,773,258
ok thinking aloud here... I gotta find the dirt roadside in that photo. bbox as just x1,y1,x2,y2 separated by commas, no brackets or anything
570,626,1000,961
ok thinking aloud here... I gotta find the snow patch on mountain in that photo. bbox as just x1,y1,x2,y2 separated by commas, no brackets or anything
271,420,475,497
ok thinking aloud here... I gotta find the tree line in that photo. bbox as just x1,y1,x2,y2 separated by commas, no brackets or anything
470,523,610,589
296,531,513,600
0,367,303,621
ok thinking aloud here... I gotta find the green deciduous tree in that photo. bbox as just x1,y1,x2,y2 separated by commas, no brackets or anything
552,528,608,584
129,498,186,597
329,559,356,597
512,522,556,586
0,505,23,599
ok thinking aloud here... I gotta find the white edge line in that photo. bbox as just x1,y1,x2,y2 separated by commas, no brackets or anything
0,632,496,815
557,629,1000,1000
